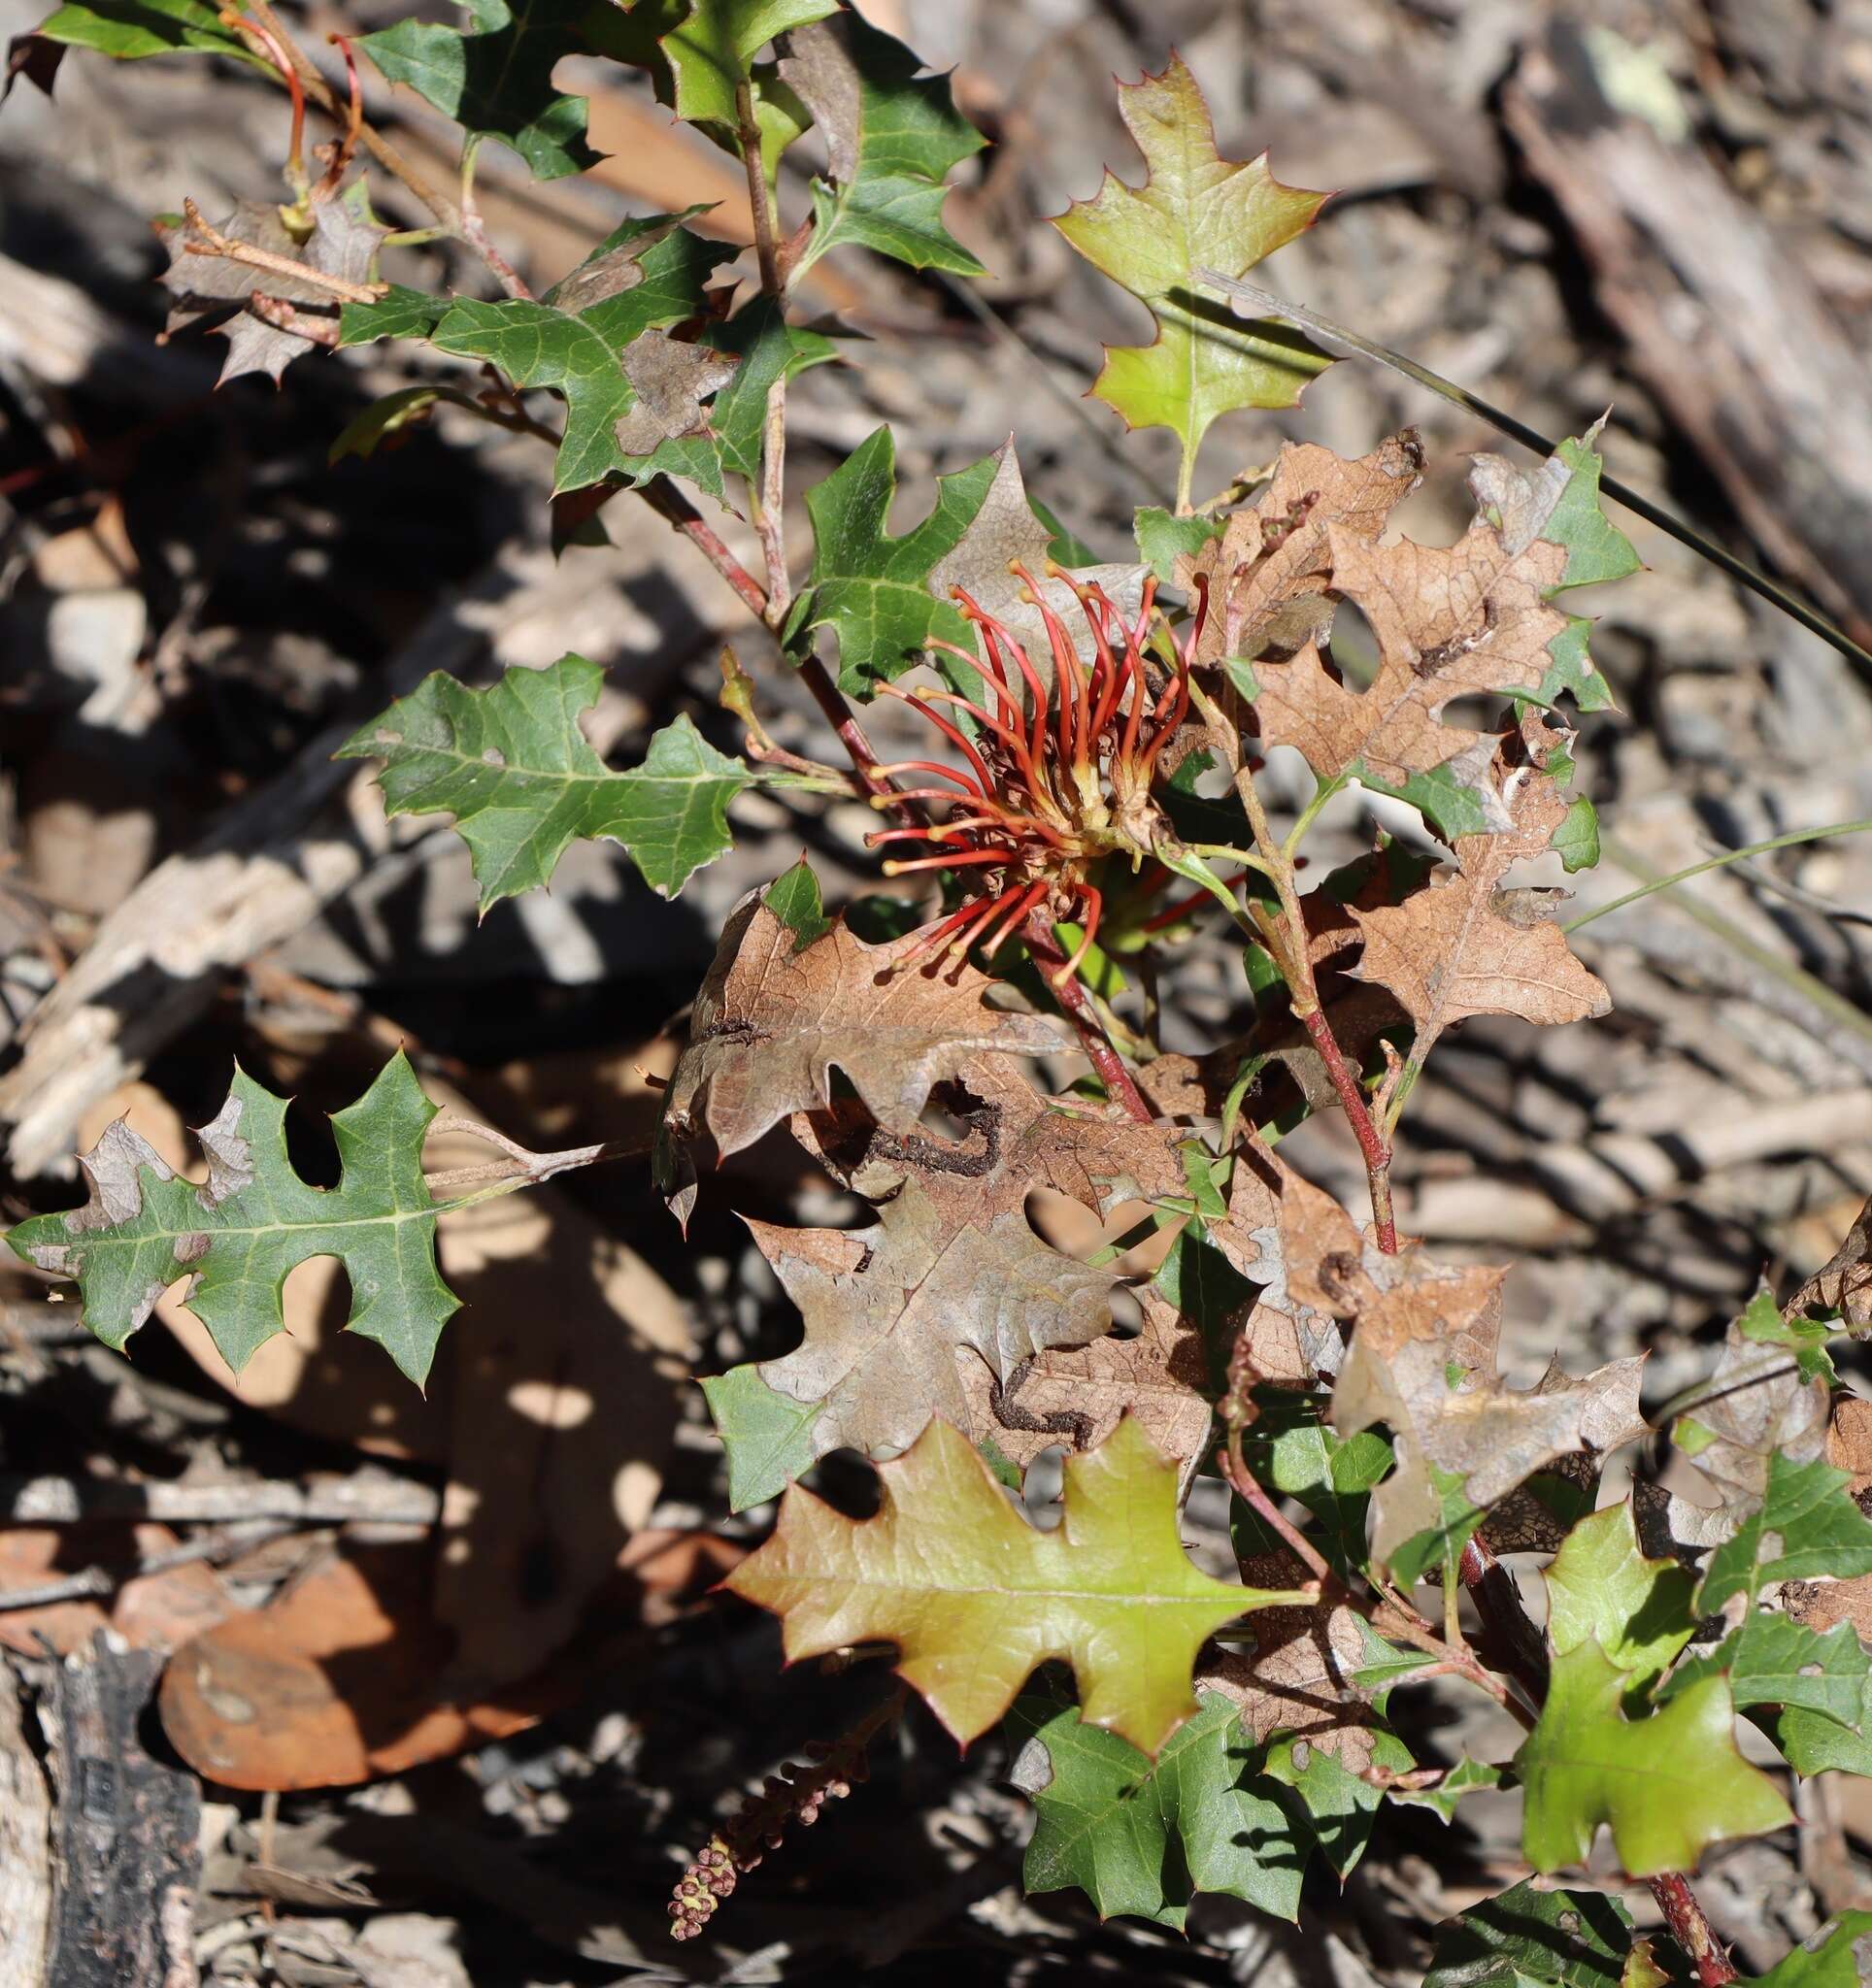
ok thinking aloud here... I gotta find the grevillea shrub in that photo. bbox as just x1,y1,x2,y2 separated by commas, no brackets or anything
13,6,1872,1979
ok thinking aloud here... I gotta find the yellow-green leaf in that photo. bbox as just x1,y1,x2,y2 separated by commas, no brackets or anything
724,1415,1306,1754
1052,53,1329,505
1515,1640,1792,1876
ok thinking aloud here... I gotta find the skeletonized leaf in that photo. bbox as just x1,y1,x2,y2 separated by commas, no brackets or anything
787,427,998,689
7,1054,457,1385
1329,1255,1646,1581
1514,1640,1791,1876
724,1414,1306,1754
1008,1686,1307,1929
361,0,600,180
339,654,750,909
782,9,986,278
1051,53,1328,496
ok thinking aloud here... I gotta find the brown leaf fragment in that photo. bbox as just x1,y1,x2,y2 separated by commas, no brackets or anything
1188,429,1426,665
660,893,1071,1178
1331,1257,1646,1569
1675,1302,1830,1506
1790,1193,1872,1334
614,329,739,455
1348,719,1608,1064
1203,1594,1385,1772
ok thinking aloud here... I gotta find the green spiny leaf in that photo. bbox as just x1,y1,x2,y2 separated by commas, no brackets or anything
1554,796,1601,876
1135,506,1225,585
361,0,600,180
783,9,986,278
8,1054,457,1385
337,284,450,348
1234,1392,1392,1582
1424,1878,1637,1988
339,654,750,908
703,298,842,488
1735,1281,1841,1385
1261,1726,1413,1878
1052,53,1329,504
655,0,835,147
1529,433,1638,713
1740,1916,1872,1988
760,857,831,948
1008,1687,1307,1929
1666,1613,1869,1730
1698,1451,1872,1616
1544,1501,1696,1690
1387,1755,1504,1826
790,428,998,690
699,1362,824,1509
1514,1640,1791,1875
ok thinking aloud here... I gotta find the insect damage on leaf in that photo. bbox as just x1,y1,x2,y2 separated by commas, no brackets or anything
8,1053,458,1386
724,1414,1309,1754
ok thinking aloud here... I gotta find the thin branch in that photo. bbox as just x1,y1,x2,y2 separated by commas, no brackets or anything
182,198,385,305
1649,1872,1739,1988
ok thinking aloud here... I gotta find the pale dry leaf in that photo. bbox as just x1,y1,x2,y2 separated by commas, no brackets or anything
1204,1594,1386,1773
1790,1193,1872,1334
614,328,739,456
1331,1257,1647,1570
1675,1303,1831,1506
1349,719,1608,1062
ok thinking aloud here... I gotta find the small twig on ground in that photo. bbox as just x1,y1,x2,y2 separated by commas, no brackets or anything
0,1519,292,1612
0,1473,441,1527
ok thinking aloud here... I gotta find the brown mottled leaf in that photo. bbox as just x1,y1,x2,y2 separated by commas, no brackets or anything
1671,1293,1830,1506
1348,719,1608,1063
1204,1593,1386,1772
1791,1193,1872,1334
613,328,739,456
1330,1256,1647,1575
659,892,1071,1187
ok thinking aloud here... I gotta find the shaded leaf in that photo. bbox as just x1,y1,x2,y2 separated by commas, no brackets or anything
1260,1723,1413,1878
782,9,986,278
1740,1917,1872,1988
724,1415,1305,1753
648,0,834,150
789,427,998,689
1514,1640,1791,1876
1543,1502,1694,1690
339,654,751,908
8,1054,457,1385
1789,1193,1872,1332
1051,53,1328,495
31,0,258,63
1425,1879,1636,1988
328,386,441,465
704,298,841,488
1388,1755,1504,1825
1007,1686,1306,1929
361,0,600,180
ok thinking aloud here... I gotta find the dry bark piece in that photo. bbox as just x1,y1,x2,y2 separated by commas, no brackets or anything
1349,718,1608,1064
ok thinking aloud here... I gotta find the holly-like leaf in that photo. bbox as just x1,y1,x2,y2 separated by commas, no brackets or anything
1348,717,1610,1073
1514,1640,1792,1876
1667,1613,1870,1731
724,1414,1306,1753
697,1363,823,1510
781,9,986,279
7,1054,456,1386
788,428,998,689
657,891,1071,1192
428,212,738,492
1543,1502,1695,1690
1136,506,1224,585
1260,1723,1413,1878
337,283,450,348
704,299,841,488
1741,1917,1872,1988
1733,1280,1841,1385
1425,1880,1637,1988
1235,1391,1392,1580
1052,53,1328,502
31,0,259,62
1329,1257,1647,1582
1008,1686,1307,1929
361,0,600,181
158,182,387,386
339,654,750,909
649,0,834,147
1697,1451,1872,1616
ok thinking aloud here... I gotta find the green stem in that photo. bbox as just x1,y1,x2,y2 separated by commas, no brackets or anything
1283,774,1347,859
1561,819,1872,932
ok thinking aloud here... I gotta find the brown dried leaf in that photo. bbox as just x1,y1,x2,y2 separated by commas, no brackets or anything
1331,1257,1647,1571
1674,1301,1830,1506
1790,1193,1872,1334
1203,1596,1385,1772
614,328,738,455
660,893,1071,1184
1348,719,1608,1062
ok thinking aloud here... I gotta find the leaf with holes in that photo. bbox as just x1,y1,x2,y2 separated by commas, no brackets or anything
782,9,986,278
1007,1686,1307,1929
1514,1640,1791,1875
7,1054,457,1385
1052,53,1328,502
724,1414,1307,1753
787,427,999,689
340,654,750,908
361,0,601,180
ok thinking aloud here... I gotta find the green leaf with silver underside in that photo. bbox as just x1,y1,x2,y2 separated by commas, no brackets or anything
699,1362,823,1509
785,10,986,278
361,0,599,180
7,1055,456,1386
338,653,750,908
1697,1451,1872,1616
1008,1686,1306,1930
1424,1879,1637,1988
789,428,998,690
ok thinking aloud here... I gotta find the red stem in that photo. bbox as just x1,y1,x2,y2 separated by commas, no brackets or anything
1649,1873,1738,1987
1025,915,1153,1124
1298,1006,1397,1252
